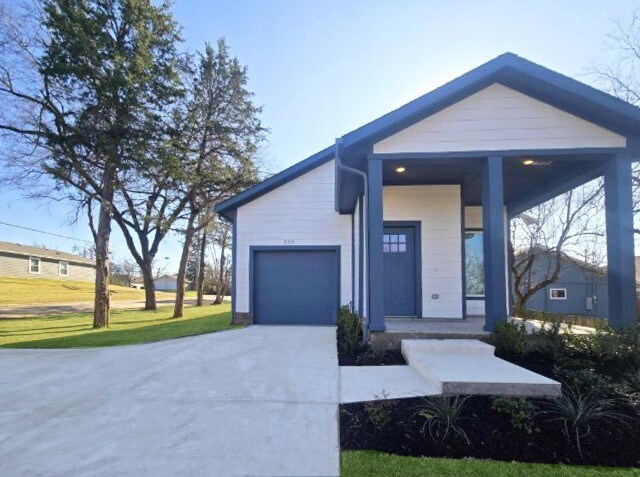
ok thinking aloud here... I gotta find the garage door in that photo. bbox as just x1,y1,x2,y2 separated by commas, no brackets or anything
252,248,339,325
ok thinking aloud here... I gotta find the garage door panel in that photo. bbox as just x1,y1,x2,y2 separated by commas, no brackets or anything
253,249,339,325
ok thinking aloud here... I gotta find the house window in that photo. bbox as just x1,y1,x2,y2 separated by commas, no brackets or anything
550,288,567,300
59,260,69,276
383,234,407,253
29,257,41,274
464,230,484,297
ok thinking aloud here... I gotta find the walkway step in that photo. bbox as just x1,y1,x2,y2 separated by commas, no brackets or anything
340,366,440,403
401,339,561,398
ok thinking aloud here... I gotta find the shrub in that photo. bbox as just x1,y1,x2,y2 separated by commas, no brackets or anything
530,321,566,360
618,367,640,415
416,395,470,444
491,397,538,434
364,392,394,430
492,321,529,359
553,366,615,399
541,387,629,459
337,305,362,354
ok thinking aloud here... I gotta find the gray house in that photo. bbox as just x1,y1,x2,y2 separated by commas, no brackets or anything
519,251,609,319
0,241,95,282
216,53,640,333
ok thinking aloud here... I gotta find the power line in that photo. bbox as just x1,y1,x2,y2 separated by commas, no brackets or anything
0,220,93,244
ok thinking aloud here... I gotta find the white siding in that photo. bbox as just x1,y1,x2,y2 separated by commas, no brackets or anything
384,185,463,319
374,84,626,154
235,160,352,313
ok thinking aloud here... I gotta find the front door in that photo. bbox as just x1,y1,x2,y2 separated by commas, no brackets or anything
383,226,417,316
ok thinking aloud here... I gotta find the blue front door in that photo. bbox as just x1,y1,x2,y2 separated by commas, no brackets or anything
383,226,417,316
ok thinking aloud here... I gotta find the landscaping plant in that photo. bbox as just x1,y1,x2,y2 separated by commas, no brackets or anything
416,396,470,444
364,392,394,430
491,397,539,435
541,387,629,459
337,305,363,355
492,321,529,359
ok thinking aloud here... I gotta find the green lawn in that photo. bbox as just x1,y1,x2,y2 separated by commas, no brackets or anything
0,276,175,305
0,303,239,348
341,452,640,477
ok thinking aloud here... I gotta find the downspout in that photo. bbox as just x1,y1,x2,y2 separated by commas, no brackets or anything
334,139,369,344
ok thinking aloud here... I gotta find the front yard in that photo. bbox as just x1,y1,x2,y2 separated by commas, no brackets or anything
0,302,238,348
342,451,640,477
0,276,175,305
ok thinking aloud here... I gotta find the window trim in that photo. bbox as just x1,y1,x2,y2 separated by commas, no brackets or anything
28,256,41,274
59,260,69,276
549,288,567,300
464,228,484,299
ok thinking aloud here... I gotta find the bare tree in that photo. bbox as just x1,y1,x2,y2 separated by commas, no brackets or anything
111,259,139,288
509,180,605,316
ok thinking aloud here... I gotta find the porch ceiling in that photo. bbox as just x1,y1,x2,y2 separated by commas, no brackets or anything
382,152,609,214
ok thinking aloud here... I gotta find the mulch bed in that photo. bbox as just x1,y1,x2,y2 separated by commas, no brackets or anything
338,347,407,366
340,395,640,467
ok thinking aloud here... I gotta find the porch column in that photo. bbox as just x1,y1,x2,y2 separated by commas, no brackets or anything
367,156,385,331
482,155,508,331
604,153,636,328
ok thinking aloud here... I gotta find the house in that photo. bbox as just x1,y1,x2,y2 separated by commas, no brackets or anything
216,53,640,332
517,250,609,318
0,241,95,282
154,274,179,292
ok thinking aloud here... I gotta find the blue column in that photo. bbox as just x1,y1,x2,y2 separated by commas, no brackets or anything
367,157,385,331
482,156,508,331
604,153,636,328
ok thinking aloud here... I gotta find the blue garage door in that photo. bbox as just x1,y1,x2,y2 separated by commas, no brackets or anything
252,248,339,325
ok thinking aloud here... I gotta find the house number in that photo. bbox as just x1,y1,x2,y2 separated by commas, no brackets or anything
284,239,295,244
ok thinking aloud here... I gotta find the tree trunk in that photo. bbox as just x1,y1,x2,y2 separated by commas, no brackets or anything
93,164,115,328
141,262,157,310
173,212,197,318
214,235,227,305
196,231,207,306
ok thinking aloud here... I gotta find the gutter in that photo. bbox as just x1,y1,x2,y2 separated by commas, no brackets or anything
334,139,369,342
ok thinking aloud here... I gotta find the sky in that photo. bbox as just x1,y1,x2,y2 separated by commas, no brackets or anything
0,0,637,272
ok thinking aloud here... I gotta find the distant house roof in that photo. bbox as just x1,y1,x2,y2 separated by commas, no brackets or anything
0,241,95,266
515,248,606,277
154,274,178,281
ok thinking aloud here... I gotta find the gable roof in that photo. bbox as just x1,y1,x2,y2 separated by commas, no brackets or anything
0,241,95,265
216,52,640,219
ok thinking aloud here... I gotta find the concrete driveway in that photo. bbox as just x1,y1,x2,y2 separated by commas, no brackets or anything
0,326,340,476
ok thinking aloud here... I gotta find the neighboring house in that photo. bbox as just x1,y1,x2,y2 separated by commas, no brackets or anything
517,251,609,319
154,274,178,292
216,53,640,331
0,241,95,282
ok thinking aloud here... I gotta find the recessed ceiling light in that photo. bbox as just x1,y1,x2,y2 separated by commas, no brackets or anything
395,166,406,173
522,159,535,166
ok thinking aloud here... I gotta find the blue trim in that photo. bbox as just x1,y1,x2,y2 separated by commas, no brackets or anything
383,220,422,318
340,53,640,152
367,157,385,331
370,148,624,161
358,194,364,317
604,153,637,328
482,156,508,331
466,296,485,301
460,189,467,319
215,146,334,219
248,245,341,322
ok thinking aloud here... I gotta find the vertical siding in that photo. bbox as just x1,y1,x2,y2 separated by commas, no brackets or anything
235,160,352,314
373,83,626,154
0,254,95,282
384,185,463,319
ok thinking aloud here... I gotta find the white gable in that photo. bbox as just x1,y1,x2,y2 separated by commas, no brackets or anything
374,84,626,154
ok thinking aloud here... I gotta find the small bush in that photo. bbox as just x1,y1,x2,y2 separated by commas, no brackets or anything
553,366,615,399
337,305,362,354
491,397,538,434
530,321,566,359
618,367,640,415
364,392,394,430
416,395,469,444
541,387,629,459
492,321,529,359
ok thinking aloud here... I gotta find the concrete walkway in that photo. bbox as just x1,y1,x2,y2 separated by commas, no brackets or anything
0,295,228,318
0,326,340,476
